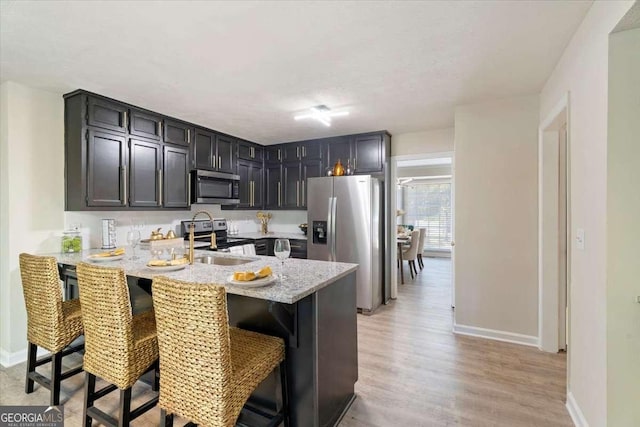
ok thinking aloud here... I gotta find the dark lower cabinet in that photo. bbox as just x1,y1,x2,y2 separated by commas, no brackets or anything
254,239,269,256
86,130,127,207
129,138,161,207
289,239,307,259
163,145,190,208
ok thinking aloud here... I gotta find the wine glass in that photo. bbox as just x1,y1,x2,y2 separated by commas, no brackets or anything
273,239,291,279
126,230,141,260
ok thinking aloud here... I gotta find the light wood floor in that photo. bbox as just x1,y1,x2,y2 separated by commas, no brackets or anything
0,258,571,426
341,257,571,427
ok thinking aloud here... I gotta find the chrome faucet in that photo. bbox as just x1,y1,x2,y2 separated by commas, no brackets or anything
188,210,217,264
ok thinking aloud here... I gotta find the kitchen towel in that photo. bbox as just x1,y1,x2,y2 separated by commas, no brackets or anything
230,246,244,255
242,244,256,255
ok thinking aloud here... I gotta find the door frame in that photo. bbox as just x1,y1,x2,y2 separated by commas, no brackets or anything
538,92,571,354
390,151,455,301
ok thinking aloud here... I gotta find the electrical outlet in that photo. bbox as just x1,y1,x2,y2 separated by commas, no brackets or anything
576,228,585,250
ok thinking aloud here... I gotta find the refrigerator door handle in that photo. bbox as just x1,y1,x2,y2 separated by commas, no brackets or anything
331,196,338,261
327,197,334,262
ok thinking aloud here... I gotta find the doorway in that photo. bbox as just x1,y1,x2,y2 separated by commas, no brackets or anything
390,152,455,309
539,94,570,353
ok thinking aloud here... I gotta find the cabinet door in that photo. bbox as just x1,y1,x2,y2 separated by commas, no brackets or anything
129,109,162,140
87,97,127,133
353,134,384,173
129,138,161,207
326,136,351,171
301,160,322,208
289,239,307,259
164,119,191,146
282,162,301,209
237,141,263,162
265,164,282,209
236,160,251,208
163,145,190,208
254,239,269,256
193,128,215,170
265,145,282,163
216,134,235,174
86,130,127,206
281,144,301,162
251,163,264,208
300,141,323,160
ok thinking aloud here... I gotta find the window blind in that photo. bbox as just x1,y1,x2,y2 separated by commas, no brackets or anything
402,182,452,251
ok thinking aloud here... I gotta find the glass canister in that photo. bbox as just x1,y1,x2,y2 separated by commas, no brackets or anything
61,229,83,253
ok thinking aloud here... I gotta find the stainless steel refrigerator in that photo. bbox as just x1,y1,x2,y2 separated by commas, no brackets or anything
307,175,383,313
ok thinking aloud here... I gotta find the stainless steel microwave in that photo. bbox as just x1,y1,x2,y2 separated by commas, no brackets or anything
190,170,240,204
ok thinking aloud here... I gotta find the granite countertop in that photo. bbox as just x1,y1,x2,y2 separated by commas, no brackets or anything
52,248,356,304
234,231,308,241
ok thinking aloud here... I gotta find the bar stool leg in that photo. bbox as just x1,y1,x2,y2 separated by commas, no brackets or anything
50,352,62,406
280,360,290,427
160,409,174,427
118,388,132,427
25,342,37,394
83,373,96,427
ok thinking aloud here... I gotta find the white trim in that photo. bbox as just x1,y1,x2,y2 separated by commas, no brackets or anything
566,391,589,427
453,323,538,347
540,93,570,131
0,346,50,368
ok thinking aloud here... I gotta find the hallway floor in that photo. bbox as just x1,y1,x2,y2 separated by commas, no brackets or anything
341,257,572,426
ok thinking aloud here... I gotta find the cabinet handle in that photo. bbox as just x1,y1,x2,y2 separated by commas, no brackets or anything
278,182,281,206
219,156,222,169
353,158,356,170
159,122,163,139
303,146,306,157
158,170,163,206
302,180,305,205
290,245,303,249
212,154,216,168
297,146,300,159
278,149,281,161
187,172,192,206
123,111,128,129
121,167,127,205
296,180,300,207
187,129,190,144
250,181,254,206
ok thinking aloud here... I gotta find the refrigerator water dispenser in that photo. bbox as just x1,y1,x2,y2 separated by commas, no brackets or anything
312,221,327,244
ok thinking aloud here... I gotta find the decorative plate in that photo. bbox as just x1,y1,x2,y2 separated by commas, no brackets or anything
146,263,187,272
227,274,277,288
87,254,125,262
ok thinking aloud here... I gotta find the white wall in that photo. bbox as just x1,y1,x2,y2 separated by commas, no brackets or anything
539,2,634,425
392,127,454,156
453,95,539,342
0,82,66,364
607,26,640,427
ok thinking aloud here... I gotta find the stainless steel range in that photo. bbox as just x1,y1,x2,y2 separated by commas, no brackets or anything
180,218,253,251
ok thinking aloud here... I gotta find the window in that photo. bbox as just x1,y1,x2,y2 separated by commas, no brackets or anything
401,181,452,251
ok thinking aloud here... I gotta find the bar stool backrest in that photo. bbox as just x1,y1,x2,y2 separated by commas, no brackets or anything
19,254,65,352
152,276,233,425
76,262,135,389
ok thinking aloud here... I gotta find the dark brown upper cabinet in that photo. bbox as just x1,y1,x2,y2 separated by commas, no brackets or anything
281,141,323,162
162,145,190,208
86,130,127,207
265,145,282,163
128,138,162,207
87,96,127,133
237,140,264,162
352,133,384,174
264,164,282,209
163,119,192,146
128,109,162,140
193,129,235,174
325,136,352,171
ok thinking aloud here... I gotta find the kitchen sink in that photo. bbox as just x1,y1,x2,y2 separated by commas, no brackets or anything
195,256,256,266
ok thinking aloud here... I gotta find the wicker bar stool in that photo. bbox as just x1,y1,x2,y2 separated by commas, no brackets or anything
152,276,289,427
19,253,84,406
75,262,159,427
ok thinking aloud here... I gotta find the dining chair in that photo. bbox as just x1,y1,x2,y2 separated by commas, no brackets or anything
76,262,159,427
152,276,289,427
417,228,426,270
401,230,421,280
19,253,84,406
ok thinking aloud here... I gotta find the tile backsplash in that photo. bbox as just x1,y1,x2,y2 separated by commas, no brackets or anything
64,206,307,249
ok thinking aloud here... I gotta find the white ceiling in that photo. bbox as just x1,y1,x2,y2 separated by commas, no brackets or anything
0,1,592,144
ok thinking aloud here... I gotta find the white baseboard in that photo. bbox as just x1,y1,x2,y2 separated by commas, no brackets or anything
566,391,589,427
453,323,538,347
0,346,50,368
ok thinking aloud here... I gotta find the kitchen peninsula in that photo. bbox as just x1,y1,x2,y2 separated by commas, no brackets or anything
54,249,359,426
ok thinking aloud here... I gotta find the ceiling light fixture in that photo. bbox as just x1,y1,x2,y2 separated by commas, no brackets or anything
294,105,349,127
